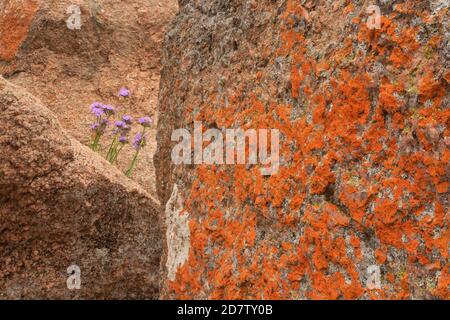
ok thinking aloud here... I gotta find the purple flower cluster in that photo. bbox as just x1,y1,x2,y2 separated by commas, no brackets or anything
89,88,153,176
103,105,116,116
114,115,133,144
119,87,130,97
91,102,104,117
138,116,153,127
132,132,146,150
122,115,133,124
131,116,152,150
91,102,116,118
90,102,116,134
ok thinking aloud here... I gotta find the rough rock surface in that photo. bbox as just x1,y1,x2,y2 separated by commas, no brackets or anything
0,0,178,196
0,77,162,299
156,0,449,299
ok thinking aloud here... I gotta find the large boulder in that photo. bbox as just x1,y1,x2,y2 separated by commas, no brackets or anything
156,0,449,299
0,77,162,299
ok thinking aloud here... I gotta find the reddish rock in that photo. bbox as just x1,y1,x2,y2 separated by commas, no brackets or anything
0,77,162,299
0,0,38,61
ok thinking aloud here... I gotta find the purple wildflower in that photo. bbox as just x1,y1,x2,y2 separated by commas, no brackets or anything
119,87,130,97
91,102,103,109
122,115,133,124
90,118,109,134
91,102,105,117
138,116,153,127
102,105,116,116
119,136,128,144
113,119,131,134
115,120,126,129
93,108,104,117
132,132,146,150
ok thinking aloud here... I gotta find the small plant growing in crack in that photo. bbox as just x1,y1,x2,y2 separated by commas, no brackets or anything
89,102,116,151
88,87,153,177
106,115,133,164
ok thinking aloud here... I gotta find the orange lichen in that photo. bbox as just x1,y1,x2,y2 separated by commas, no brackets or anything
0,0,39,61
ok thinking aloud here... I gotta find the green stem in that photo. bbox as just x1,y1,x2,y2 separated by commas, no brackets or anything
106,135,118,163
125,149,140,177
91,132,102,151
125,127,147,177
112,144,124,164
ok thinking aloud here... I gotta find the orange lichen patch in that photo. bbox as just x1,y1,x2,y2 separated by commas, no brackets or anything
290,64,301,98
379,79,404,114
310,161,335,195
418,72,445,103
444,71,450,84
436,182,449,194
389,47,412,68
375,248,387,265
283,0,309,22
0,0,39,61
394,2,415,14
434,270,450,298
325,203,350,227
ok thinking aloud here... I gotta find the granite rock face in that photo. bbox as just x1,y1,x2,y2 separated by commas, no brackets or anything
156,0,449,299
0,77,162,299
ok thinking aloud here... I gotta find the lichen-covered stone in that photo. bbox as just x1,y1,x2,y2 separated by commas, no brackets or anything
156,0,449,299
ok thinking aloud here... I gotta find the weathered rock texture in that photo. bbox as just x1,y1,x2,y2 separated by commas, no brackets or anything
156,0,449,299
0,0,178,196
0,77,162,299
